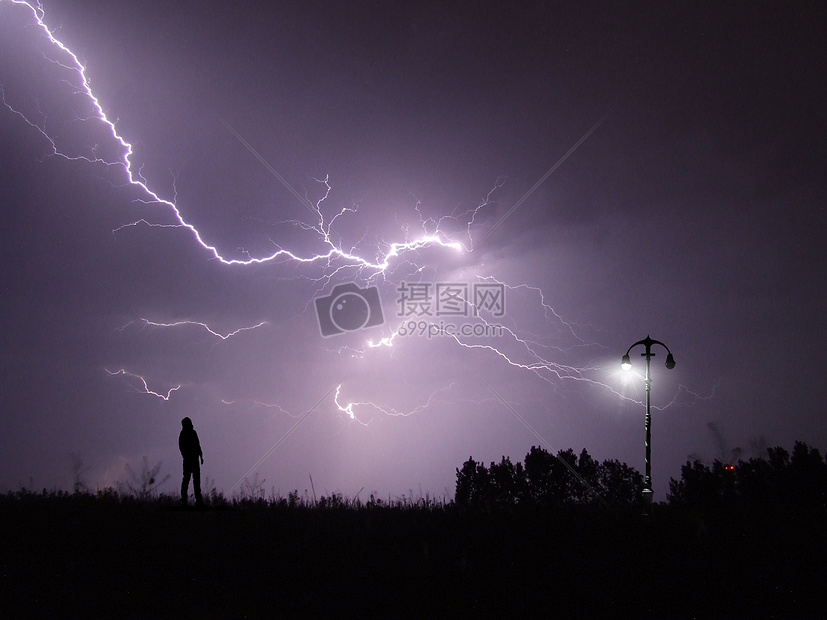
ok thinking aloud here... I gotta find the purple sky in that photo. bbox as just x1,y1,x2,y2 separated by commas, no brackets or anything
1,0,825,500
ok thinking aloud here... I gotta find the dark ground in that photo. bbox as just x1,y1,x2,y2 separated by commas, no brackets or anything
1,492,824,618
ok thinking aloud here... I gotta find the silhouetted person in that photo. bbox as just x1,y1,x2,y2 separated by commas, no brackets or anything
179,417,203,507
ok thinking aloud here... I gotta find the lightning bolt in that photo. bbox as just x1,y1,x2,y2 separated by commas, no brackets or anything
2,2,481,301
333,382,463,425
361,277,707,412
2,0,477,275
105,368,180,401
1,0,712,422
126,318,268,341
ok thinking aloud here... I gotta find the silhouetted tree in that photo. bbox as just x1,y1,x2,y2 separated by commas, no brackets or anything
455,457,494,506
788,441,827,508
667,460,735,507
597,458,644,508
456,446,644,509
524,446,576,506
70,452,91,494
489,456,526,506
736,455,778,505
668,441,827,512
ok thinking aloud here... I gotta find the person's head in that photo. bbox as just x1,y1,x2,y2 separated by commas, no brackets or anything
181,417,193,429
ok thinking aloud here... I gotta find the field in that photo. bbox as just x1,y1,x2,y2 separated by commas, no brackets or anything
1,491,824,618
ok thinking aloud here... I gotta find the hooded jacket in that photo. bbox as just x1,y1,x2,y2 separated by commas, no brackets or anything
179,417,203,461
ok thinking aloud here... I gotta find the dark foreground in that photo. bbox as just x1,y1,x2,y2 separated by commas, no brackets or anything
1,492,824,618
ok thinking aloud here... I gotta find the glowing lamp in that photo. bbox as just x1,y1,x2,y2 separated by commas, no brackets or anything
620,335,676,508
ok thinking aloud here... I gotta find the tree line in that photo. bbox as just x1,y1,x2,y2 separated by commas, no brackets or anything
456,441,827,512
668,440,827,511
455,446,644,509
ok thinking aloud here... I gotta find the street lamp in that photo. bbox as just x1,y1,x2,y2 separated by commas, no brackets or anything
621,335,675,506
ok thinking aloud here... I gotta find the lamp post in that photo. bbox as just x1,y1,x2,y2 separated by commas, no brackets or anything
621,336,675,506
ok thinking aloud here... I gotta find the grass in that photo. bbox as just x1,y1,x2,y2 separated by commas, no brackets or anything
1,487,825,618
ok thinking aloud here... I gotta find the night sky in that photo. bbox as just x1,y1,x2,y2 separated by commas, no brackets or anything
1,0,825,500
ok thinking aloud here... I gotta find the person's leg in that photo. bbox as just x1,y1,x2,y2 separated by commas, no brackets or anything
193,462,203,505
181,462,192,505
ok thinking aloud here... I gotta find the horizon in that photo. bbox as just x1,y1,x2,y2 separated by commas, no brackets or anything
1,1,825,501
